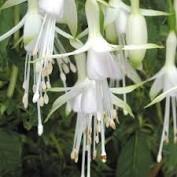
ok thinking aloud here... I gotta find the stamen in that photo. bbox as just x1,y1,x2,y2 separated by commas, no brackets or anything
87,145,91,177
157,96,170,162
100,118,107,163
81,133,86,177
37,101,43,136
93,116,97,160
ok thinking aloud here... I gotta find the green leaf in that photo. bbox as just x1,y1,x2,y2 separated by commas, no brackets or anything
0,129,22,176
116,132,153,177
0,0,26,10
163,143,177,177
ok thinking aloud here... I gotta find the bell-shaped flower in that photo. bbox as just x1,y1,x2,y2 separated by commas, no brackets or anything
46,77,133,177
0,0,46,136
0,0,42,48
47,0,124,80
149,31,177,162
104,0,168,35
104,0,167,69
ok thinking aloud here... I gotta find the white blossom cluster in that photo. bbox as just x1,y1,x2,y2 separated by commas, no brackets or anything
1,0,176,176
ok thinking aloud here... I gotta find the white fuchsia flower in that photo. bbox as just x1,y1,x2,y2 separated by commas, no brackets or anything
0,0,78,136
46,76,133,177
149,31,177,162
47,0,124,80
104,0,168,37
45,49,136,177
0,0,46,136
104,0,167,70
32,0,77,102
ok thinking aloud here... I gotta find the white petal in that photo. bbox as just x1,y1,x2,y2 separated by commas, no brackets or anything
87,49,120,80
39,0,64,18
70,93,82,112
81,83,97,113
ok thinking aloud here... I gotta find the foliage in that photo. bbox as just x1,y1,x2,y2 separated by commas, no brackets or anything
0,0,177,177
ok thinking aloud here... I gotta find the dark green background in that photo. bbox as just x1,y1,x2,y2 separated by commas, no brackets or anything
0,0,176,177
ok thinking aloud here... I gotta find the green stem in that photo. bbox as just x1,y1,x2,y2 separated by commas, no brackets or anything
7,65,18,98
28,0,38,11
130,0,140,14
156,103,163,125
167,0,176,31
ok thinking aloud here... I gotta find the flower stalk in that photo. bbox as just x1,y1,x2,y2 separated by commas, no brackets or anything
130,0,140,14
7,65,18,98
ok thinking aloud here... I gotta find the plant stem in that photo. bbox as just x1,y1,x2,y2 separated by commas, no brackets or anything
156,103,163,125
130,0,140,14
28,0,38,11
167,0,176,31
7,65,18,98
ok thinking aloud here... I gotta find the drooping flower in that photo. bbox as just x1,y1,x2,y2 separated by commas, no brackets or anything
104,0,167,70
149,31,177,162
104,0,168,34
46,76,133,177
0,0,45,135
0,0,79,135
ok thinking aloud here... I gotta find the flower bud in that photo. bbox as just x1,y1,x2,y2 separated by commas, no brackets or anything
165,31,177,67
126,14,147,69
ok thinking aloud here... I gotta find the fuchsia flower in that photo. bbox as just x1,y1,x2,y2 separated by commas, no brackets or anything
149,31,177,162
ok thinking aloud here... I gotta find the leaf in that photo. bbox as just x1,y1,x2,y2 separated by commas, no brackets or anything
163,143,177,177
0,129,22,176
0,0,26,10
116,132,153,177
